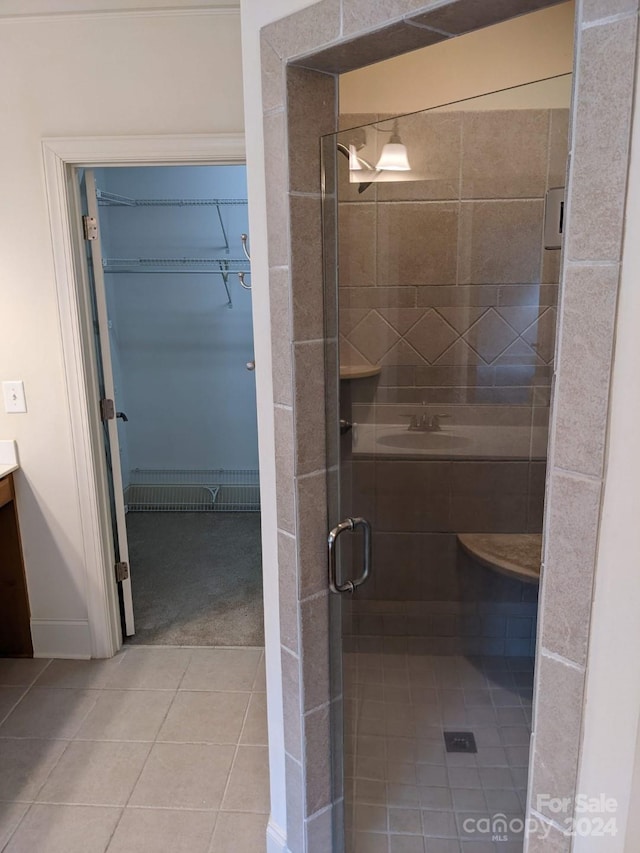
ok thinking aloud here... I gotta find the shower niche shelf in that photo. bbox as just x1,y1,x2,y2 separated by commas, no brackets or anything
457,532,542,584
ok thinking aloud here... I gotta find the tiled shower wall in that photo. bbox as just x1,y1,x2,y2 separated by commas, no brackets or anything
338,108,569,415
336,108,568,656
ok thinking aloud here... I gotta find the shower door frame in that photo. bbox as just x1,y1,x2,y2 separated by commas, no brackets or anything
259,1,638,850
42,133,247,659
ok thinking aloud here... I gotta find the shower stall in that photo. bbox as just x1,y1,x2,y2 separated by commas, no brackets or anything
322,78,570,851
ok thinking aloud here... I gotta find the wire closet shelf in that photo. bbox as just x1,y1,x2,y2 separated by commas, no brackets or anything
124,468,260,513
96,188,252,306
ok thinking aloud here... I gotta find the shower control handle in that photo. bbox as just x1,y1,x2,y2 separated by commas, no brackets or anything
328,517,372,594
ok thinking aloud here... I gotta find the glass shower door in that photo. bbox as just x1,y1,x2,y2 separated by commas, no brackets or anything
323,78,570,853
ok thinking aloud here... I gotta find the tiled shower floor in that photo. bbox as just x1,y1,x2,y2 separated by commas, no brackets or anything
344,653,534,853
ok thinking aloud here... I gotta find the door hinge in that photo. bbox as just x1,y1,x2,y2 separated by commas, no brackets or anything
115,561,129,582
82,215,98,241
100,398,115,421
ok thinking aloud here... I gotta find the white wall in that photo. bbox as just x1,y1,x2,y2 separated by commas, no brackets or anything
239,3,319,850
97,165,258,477
0,6,244,658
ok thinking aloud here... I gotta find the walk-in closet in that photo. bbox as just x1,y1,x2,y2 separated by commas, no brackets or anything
87,165,262,646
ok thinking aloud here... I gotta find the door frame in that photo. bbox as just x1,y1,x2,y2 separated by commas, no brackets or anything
42,133,246,658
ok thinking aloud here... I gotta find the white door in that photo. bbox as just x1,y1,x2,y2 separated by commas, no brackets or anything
80,169,135,636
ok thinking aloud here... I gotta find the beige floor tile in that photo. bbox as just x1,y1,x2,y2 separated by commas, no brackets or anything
240,693,268,746
0,687,26,723
180,648,262,692
36,741,150,806
104,647,191,690
0,739,68,802
107,807,216,853
157,690,249,744
221,745,270,814
389,835,425,853
4,804,121,853
129,742,234,810
354,832,388,853
253,654,267,692
420,840,460,852
36,656,126,690
0,659,50,687
421,809,457,838
75,690,174,741
209,811,268,853
389,807,422,835
354,803,386,833
0,802,28,848
0,688,99,739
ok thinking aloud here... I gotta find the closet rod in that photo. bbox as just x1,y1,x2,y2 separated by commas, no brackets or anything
102,258,250,274
96,190,248,207
102,268,250,276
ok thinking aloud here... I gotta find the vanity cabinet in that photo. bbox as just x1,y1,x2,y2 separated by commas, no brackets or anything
0,473,32,657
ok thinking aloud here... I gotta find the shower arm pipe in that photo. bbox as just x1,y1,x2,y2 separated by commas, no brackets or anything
336,143,374,195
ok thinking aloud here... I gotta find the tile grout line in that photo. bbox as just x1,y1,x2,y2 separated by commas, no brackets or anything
18,664,110,812
104,648,264,850
213,684,257,849
1,649,269,851
0,658,54,728
251,649,265,692
347,652,532,844
0,801,33,852
102,648,192,848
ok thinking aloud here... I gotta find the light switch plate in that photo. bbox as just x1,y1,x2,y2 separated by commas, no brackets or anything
2,381,27,413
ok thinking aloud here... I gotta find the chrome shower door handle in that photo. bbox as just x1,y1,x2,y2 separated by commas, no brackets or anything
328,516,372,594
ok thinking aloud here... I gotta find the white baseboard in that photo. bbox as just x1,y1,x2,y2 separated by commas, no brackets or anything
267,819,289,853
30,619,92,659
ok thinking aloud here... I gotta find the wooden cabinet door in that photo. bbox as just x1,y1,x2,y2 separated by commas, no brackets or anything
0,475,33,657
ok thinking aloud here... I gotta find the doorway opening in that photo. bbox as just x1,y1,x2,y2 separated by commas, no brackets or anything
78,164,263,648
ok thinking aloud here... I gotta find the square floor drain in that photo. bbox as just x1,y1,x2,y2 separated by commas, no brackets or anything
444,731,477,754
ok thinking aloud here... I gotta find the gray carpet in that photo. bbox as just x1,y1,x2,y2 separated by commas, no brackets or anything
124,512,264,646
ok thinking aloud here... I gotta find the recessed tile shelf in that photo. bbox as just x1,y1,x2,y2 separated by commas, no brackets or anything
457,532,542,584
339,365,382,380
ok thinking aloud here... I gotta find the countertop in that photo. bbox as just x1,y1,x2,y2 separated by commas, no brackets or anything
0,440,19,479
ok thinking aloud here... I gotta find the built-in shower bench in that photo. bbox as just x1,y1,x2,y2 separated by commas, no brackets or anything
457,533,542,584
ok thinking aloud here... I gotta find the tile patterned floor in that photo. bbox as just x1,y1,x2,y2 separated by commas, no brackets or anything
0,646,268,853
343,653,534,853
